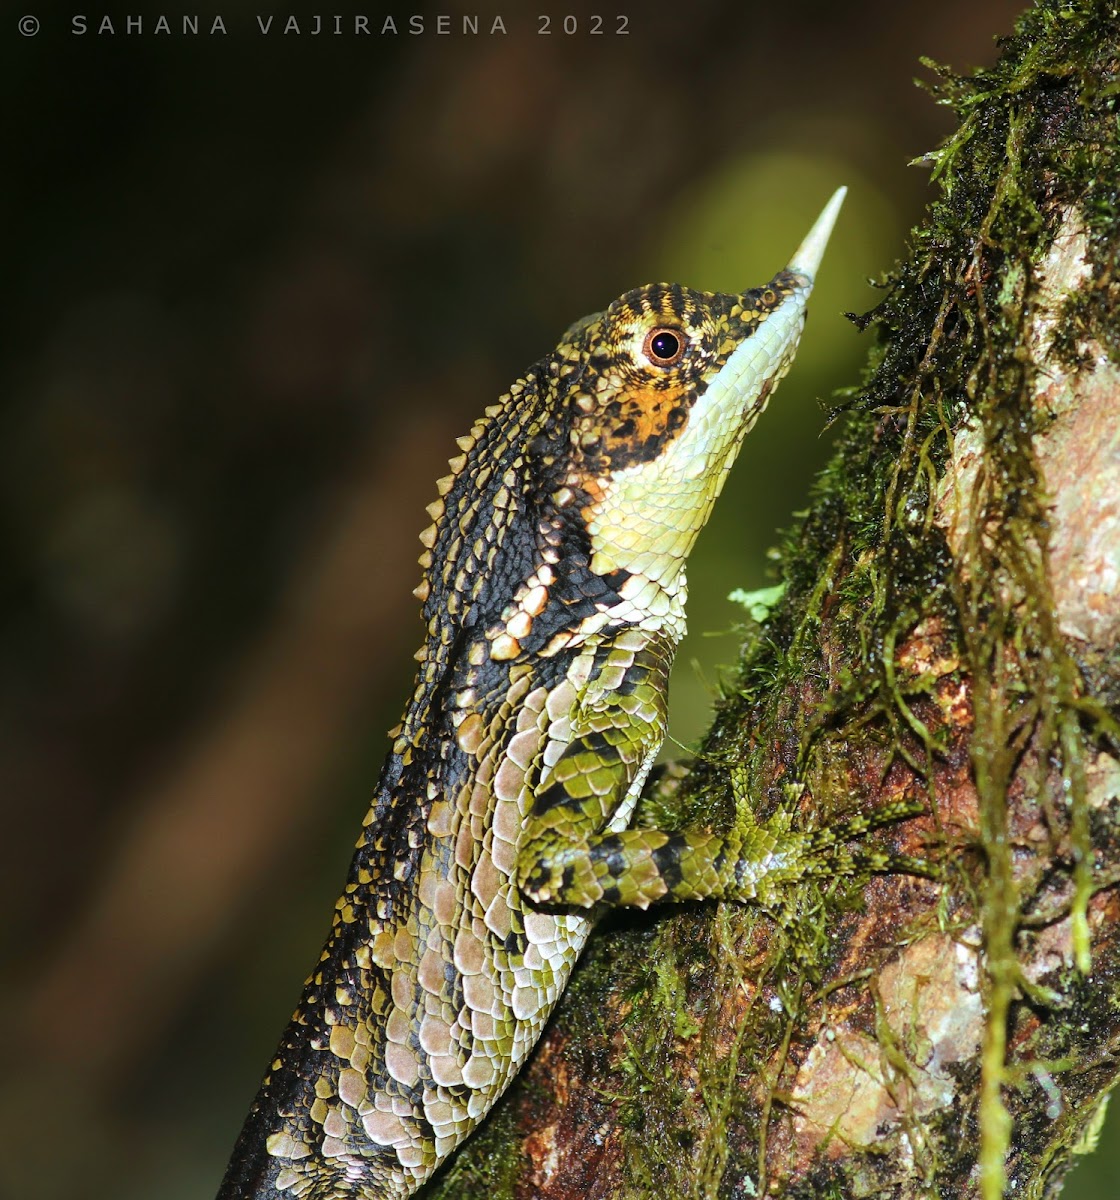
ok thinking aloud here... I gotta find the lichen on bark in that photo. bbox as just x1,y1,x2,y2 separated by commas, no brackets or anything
423,3,1120,1196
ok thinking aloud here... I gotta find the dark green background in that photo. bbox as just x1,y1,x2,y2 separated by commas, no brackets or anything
1,2,1114,1196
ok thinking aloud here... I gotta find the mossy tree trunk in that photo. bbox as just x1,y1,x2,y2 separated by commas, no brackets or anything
424,3,1120,1196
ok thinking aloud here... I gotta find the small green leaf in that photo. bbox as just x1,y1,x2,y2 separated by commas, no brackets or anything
728,583,786,623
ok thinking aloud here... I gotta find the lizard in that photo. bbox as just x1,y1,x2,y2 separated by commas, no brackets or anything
218,187,925,1199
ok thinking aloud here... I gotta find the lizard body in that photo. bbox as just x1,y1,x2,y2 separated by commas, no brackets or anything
220,189,905,1199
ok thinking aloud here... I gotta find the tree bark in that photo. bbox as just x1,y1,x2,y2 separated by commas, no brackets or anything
422,3,1120,1197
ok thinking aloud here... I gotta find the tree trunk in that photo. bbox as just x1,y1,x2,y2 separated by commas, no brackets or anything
422,3,1120,1196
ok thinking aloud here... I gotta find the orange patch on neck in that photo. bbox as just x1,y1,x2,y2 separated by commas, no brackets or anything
601,383,691,462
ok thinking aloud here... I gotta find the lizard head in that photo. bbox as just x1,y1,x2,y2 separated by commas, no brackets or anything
538,187,846,595
410,190,845,668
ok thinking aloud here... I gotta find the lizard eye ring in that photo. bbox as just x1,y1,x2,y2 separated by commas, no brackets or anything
643,326,685,367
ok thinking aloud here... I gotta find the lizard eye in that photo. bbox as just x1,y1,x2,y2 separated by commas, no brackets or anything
643,326,685,367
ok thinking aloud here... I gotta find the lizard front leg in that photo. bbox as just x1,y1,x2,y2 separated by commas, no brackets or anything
518,643,930,914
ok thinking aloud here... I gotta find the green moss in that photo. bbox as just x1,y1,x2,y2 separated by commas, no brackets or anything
681,1,1120,1194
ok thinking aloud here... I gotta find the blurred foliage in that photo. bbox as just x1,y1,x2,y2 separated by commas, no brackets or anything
0,1,1114,1197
